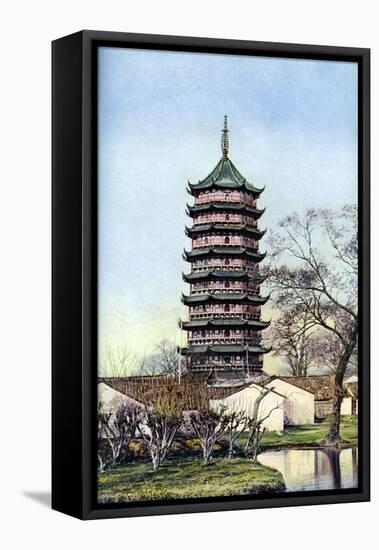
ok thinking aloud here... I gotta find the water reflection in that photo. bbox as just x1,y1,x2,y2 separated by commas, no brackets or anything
258,447,358,492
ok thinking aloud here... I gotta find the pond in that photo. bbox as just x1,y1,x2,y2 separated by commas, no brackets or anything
257,447,358,492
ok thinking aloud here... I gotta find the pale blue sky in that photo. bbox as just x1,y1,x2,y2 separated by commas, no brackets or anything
98,46,357,363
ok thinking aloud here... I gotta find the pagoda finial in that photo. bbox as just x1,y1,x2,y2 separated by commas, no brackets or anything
221,115,229,159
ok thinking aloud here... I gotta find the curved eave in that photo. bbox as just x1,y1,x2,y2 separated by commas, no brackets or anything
181,344,270,356
182,270,267,284
183,247,266,262
181,292,270,306
188,181,264,197
188,157,264,197
181,319,270,331
185,224,266,239
186,203,265,219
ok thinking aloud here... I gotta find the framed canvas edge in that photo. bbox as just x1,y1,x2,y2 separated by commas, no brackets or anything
52,31,85,519
53,30,370,520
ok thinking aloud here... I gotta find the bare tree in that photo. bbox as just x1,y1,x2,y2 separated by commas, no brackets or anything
134,340,180,376
99,345,140,378
138,383,183,470
189,408,229,465
98,399,143,469
310,330,358,376
97,401,109,471
224,411,250,459
244,419,267,462
266,307,318,376
267,206,358,445
244,387,282,462
155,340,179,375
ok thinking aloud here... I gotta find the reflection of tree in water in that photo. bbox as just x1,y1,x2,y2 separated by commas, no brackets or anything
351,447,359,487
259,448,358,491
352,446,358,470
324,448,342,489
322,447,364,490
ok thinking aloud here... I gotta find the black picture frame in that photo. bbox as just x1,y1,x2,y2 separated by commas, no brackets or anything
52,30,370,520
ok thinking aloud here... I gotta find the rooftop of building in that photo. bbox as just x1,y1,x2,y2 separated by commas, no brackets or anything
274,374,336,401
344,381,358,399
99,375,209,410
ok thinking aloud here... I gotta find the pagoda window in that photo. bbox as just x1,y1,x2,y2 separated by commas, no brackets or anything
225,258,230,265
224,304,230,312
225,214,230,221
224,236,230,244
225,330,230,337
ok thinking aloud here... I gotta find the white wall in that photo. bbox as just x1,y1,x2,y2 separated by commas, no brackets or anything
98,382,143,412
341,397,353,416
211,384,284,432
2,1,377,549
267,379,314,426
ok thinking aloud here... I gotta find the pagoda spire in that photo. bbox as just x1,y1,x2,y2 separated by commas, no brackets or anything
221,115,229,159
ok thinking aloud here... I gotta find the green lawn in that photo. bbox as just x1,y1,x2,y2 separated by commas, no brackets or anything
234,416,358,450
98,456,285,503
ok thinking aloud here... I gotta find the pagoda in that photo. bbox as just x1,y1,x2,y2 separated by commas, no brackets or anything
180,117,270,379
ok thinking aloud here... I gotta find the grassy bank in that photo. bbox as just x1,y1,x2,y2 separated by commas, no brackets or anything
258,415,358,449
233,416,358,451
98,456,285,503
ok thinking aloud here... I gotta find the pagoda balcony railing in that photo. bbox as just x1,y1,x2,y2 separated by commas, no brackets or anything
189,313,261,320
189,359,262,367
193,219,258,228
190,359,261,367
190,288,259,295
192,243,259,251
195,195,256,207
191,264,258,273
188,337,261,345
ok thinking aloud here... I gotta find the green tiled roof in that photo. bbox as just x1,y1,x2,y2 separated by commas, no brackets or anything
182,270,267,283
183,247,266,262
188,158,264,195
185,224,266,239
181,344,270,355
186,202,265,218
181,292,269,305
181,319,270,330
